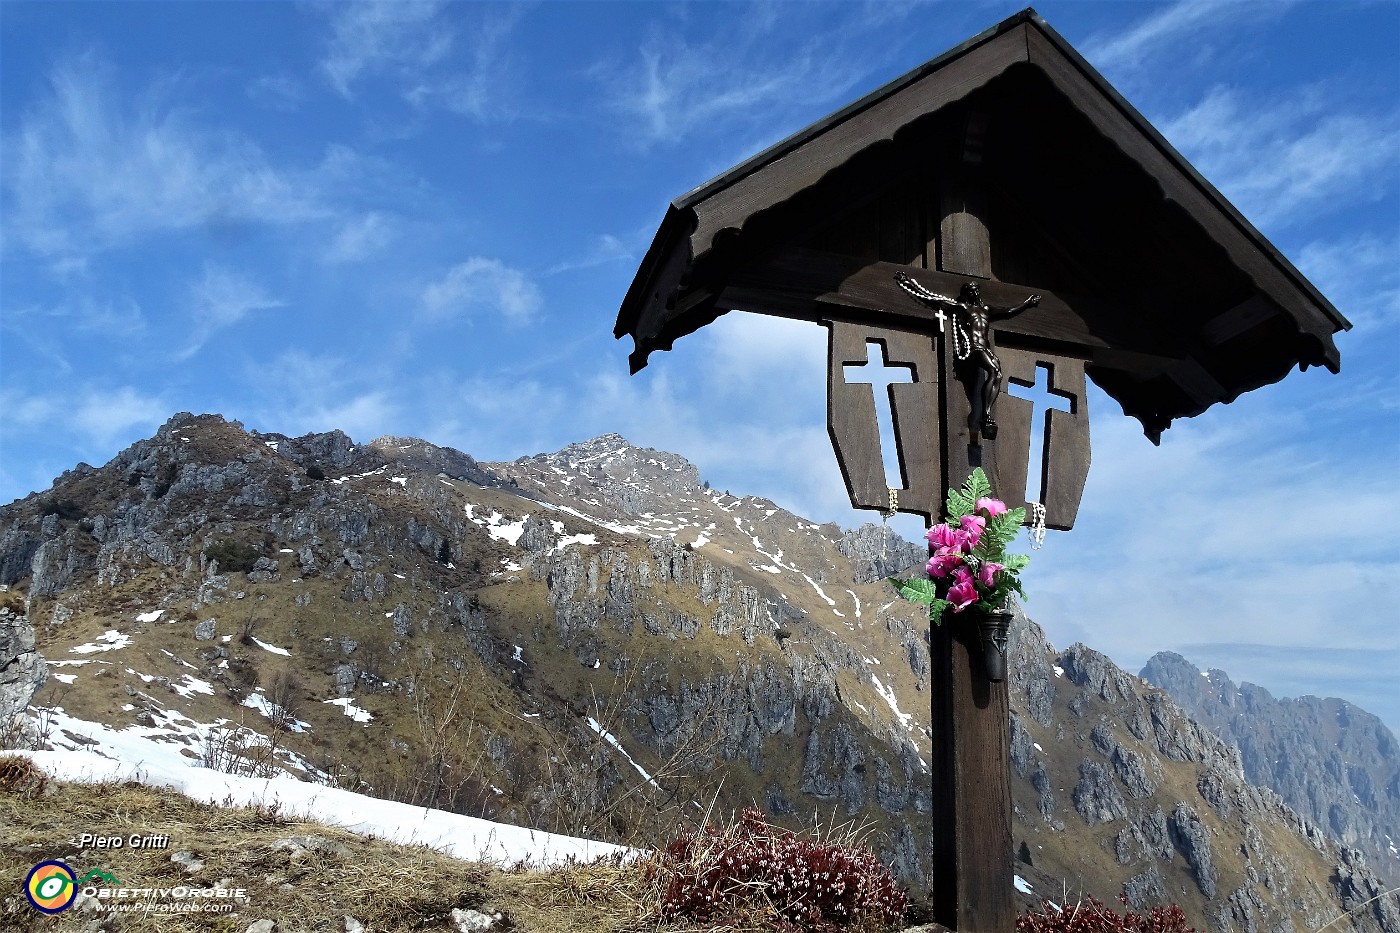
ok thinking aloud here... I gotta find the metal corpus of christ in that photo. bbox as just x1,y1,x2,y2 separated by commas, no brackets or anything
614,9,1347,931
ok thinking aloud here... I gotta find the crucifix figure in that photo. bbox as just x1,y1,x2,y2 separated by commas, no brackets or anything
895,271,1041,442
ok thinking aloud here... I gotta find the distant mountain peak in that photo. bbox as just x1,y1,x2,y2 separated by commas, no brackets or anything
1143,650,1400,886
498,434,702,516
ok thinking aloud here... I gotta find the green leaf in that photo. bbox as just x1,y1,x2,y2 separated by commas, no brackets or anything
960,467,990,503
976,512,1020,557
1003,553,1031,573
890,577,937,605
928,599,949,627
988,511,1020,539
946,487,973,520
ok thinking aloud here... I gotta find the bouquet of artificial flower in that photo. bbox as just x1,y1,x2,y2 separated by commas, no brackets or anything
889,468,1029,625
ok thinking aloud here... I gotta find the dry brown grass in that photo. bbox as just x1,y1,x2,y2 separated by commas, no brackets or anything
0,765,734,932
0,763,913,933
0,766,591,932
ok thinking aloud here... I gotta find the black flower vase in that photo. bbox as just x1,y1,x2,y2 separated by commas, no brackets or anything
975,605,1014,682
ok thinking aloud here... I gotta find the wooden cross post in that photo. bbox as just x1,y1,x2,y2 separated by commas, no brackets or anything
825,266,1091,931
613,10,1347,930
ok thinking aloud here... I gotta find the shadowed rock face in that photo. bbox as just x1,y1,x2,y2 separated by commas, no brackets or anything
2,413,1397,930
1009,608,1399,931
0,601,46,734
1143,651,1400,888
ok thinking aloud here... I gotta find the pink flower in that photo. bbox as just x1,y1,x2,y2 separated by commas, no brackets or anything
976,497,1007,517
960,513,985,548
926,550,963,579
928,522,973,553
948,571,978,612
926,523,957,548
978,561,1003,588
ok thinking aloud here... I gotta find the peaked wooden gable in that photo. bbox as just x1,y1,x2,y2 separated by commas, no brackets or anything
614,8,1348,444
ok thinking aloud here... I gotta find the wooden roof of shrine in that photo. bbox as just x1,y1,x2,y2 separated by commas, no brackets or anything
614,8,1348,442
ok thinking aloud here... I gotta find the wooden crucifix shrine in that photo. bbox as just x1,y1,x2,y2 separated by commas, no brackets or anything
615,9,1347,931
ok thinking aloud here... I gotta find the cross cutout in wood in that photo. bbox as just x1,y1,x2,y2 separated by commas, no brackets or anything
827,322,941,519
841,340,916,490
823,268,1090,530
1007,363,1075,505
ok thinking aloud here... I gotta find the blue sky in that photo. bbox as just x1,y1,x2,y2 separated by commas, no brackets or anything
2,1,1397,730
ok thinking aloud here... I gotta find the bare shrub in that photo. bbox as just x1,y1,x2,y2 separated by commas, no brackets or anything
0,754,49,798
647,806,907,931
1016,896,1197,932
200,720,281,779
264,670,304,731
0,703,54,751
521,660,728,847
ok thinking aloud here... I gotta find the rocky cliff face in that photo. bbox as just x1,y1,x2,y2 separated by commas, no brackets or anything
1007,621,1400,932
0,589,46,740
1,414,1395,931
1143,651,1400,888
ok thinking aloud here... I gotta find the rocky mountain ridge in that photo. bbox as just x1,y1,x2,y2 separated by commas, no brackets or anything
0,413,1395,931
1143,651,1400,888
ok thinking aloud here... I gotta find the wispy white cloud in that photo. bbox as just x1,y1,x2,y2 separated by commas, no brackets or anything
0,388,62,432
1083,0,1289,77
323,211,396,264
421,257,542,325
6,295,147,340
420,7,522,120
3,53,325,263
423,353,853,527
2,385,167,452
594,9,875,148
1297,232,1400,334
1023,391,1399,678
1158,86,1400,231
317,1,520,120
0,294,149,379
246,351,399,442
177,265,283,361
246,73,307,111
545,234,632,276
320,0,452,98
72,387,170,449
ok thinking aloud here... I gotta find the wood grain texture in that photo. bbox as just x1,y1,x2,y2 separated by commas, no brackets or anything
1201,295,1279,346
994,370,1033,517
999,348,1090,531
726,249,1186,367
691,27,1030,253
931,184,1016,931
939,114,994,279
826,320,942,519
928,609,1015,931
1023,28,1338,354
